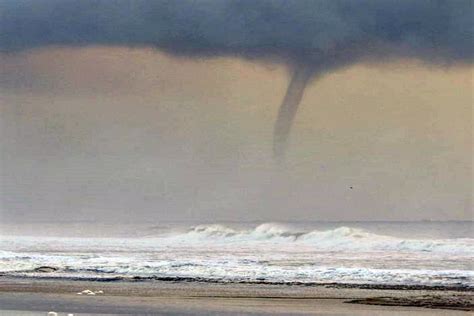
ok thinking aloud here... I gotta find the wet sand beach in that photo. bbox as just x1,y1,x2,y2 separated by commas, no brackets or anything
0,278,471,315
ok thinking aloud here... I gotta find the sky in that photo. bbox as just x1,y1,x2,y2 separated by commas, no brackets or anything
0,1,472,222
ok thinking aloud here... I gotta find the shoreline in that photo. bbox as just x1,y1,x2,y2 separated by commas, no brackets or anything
2,273,473,292
0,277,472,315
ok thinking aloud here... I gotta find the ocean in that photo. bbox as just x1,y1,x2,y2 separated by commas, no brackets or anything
0,221,472,288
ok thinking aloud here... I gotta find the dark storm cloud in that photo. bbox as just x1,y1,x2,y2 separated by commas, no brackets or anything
1,0,471,61
1,0,472,159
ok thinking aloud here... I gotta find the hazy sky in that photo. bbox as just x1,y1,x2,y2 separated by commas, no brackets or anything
0,47,471,222
0,1,472,222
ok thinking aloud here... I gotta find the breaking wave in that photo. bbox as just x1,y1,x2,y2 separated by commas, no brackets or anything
178,223,473,254
1,222,472,287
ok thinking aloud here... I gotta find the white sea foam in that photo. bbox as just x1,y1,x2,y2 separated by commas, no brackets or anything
169,223,474,254
0,223,472,287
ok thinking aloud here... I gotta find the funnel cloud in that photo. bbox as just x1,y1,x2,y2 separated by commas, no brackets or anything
273,64,313,161
1,0,472,158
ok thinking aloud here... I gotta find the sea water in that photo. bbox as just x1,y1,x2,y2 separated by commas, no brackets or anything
0,221,472,287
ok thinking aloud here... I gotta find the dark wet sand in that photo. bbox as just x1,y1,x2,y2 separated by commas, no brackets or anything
0,278,471,315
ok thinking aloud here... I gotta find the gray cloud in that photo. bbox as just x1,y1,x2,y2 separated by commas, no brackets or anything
1,0,472,61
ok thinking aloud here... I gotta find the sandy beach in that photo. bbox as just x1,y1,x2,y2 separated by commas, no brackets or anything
0,278,471,315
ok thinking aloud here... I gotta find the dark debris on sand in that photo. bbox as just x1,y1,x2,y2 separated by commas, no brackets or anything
325,283,473,292
347,294,474,311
